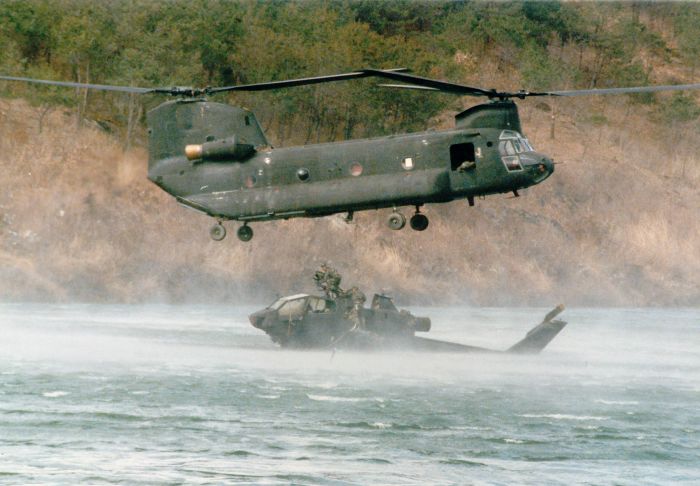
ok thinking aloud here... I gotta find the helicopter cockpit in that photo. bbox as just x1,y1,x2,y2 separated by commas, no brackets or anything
268,294,335,320
498,130,534,172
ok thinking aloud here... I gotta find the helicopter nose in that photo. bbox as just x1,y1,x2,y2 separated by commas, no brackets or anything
540,157,554,175
526,154,554,184
520,153,553,176
249,309,270,329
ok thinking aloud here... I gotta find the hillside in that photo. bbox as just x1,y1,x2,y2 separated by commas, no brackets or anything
0,1,698,306
1,92,698,306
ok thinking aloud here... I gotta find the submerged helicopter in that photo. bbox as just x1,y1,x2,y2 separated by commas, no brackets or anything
3,69,700,241
250,267,567,353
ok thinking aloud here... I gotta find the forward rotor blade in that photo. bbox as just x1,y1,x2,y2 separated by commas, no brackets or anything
378,83,440,91
360,69,494,97
0,75,155,94
208,68,409,94
546,83,700,97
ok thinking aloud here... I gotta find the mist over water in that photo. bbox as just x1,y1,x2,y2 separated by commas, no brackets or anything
1,304,698,484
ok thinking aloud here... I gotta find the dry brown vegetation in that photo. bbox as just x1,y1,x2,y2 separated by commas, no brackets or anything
0,83,698,306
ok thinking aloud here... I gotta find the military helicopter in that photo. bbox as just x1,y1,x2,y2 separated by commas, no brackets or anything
249,268,567,353
2,69,700,241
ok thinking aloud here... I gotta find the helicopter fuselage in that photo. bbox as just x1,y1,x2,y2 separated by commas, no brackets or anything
6,66,700,241
147,100,554,226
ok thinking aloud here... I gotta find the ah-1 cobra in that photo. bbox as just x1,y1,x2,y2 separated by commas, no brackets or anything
2,69,699,241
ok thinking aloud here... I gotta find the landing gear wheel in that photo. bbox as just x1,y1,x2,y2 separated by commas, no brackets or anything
210,223,226,241
237,224,253,242
410,213,429,231
387,212,406,230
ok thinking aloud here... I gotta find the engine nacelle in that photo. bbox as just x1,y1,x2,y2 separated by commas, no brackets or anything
147,100,266,172
413,317,431,332
185,135,255,162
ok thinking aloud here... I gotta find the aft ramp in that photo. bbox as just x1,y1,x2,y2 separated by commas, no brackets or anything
410,305,567,354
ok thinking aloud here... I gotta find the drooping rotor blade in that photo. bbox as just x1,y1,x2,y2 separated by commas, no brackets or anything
0,75,156,94
361,68,495,97
207,68,409,94
377,83,441,91
545,83,700,97
1,69,410,97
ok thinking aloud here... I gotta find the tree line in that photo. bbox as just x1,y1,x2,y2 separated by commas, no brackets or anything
1,0,699,146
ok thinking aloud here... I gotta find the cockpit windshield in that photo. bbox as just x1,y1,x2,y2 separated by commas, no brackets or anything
498,130,534,154
277,297,308,319
268,298,286,310
268,293,309,311
498,130,534,172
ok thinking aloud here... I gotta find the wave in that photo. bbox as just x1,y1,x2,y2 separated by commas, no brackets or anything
313,382,338,389
332,421,443,431
485,437,548,445
520,413,610,421
306,394,380,403
42,391,69,398
439,458,487,467
356,457,392,464
223,450,257,457
595,399,639,405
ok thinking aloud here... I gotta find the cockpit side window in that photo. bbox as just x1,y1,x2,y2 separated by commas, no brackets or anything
278,298,307,318
498,131,528,172
499,140,516,156
512,139,523,153
502,156,522,171
308,297,334,313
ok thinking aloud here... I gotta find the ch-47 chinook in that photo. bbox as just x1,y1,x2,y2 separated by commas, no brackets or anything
3,69,700,241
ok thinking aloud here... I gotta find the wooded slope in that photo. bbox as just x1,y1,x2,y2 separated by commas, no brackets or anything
1,1,698,305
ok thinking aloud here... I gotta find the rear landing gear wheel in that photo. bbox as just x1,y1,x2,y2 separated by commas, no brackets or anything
237,224,253,242
210,223,226,241
410,213,429,231
387,211,406,230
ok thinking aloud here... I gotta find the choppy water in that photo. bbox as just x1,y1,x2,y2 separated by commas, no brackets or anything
1,304,698,485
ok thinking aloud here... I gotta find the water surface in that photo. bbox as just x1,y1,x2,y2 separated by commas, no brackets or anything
1,304,698,484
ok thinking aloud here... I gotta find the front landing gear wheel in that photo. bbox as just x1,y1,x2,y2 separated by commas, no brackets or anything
387,212,406,230
410,213,429,231
210,223,226,241
237,224,253,242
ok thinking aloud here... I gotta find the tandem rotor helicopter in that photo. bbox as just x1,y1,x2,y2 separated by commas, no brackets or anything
2,69,700,241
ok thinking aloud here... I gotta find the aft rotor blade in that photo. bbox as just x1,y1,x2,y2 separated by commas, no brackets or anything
208,68,409,94
0,75,155,94
546,83,700,97
368,69,700,100
360,69,494,97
